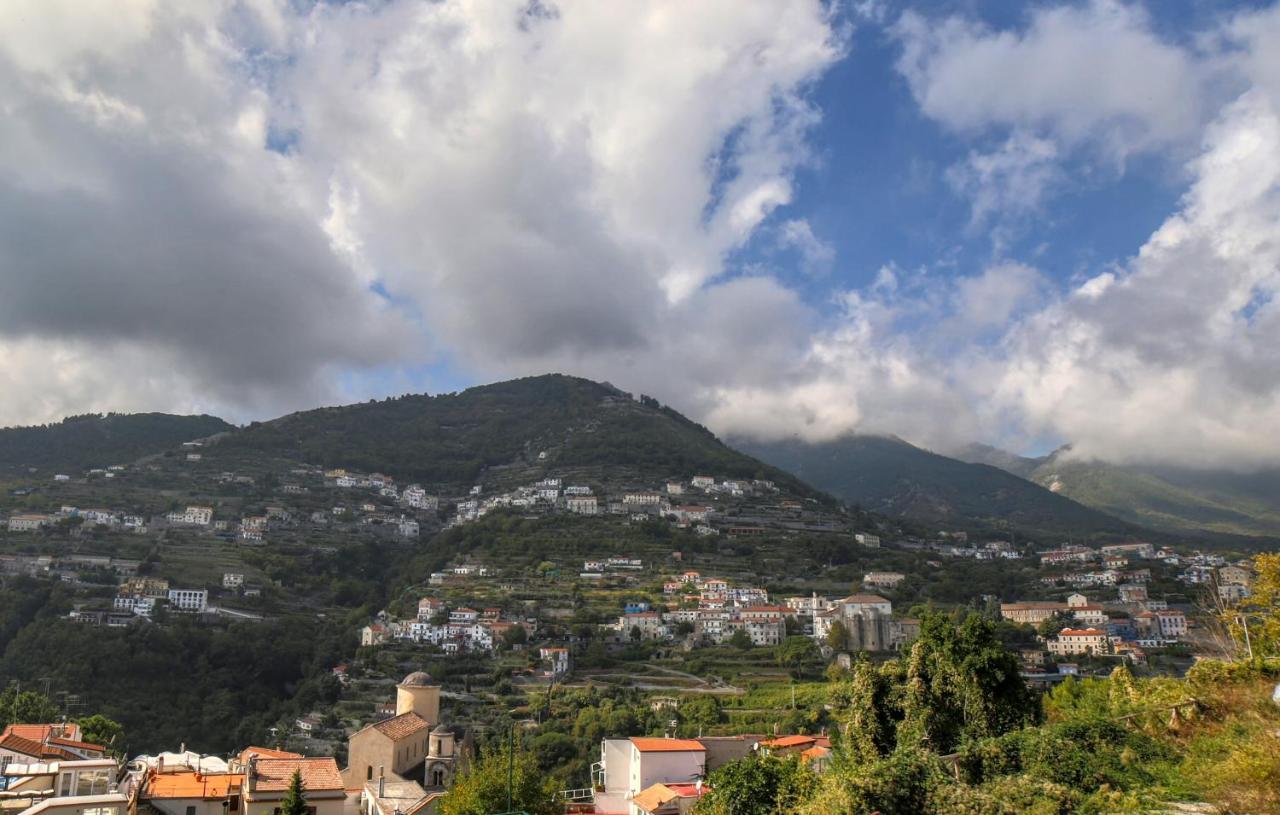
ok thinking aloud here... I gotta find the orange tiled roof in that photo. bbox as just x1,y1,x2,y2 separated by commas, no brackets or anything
250,758,344,792
147,772,243,799
372,712,430,741
238,746,303,763
631,784,680,813
1059,628,1106,636
47,736,106,752
631,738,705,753
761,735,816,748
3,724,74,742
0,733,46,758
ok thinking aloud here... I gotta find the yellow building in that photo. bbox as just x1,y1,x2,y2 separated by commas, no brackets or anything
343,673,454,791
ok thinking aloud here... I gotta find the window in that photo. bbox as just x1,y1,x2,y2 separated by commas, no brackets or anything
366,766,373,781
186,806,197,815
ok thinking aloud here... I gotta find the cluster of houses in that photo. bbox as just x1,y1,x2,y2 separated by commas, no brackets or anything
1002,590,1190,664
613,571,919,653
360,597,535,655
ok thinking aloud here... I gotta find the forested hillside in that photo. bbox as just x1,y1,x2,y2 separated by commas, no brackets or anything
219,374,820,496
0,413,232,473
732,434,1135,538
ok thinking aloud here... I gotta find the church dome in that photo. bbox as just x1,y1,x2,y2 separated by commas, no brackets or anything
400,671,434,687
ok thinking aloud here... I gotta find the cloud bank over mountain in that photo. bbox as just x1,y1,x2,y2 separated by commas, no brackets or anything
2,0,1279,471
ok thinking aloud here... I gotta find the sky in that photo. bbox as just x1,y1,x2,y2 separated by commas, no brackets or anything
2,0,1280,471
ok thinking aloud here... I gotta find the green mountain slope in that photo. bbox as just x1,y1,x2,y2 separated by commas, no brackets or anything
218,374,823,497
1025,452,1280,538
0,413,233,473
730,434,1134,537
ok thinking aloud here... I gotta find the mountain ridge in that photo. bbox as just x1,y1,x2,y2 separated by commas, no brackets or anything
729,432,1138,539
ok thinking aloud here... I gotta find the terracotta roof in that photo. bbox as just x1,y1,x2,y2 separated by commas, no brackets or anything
372,712,430,741
630,738,705,753
250,758,344,792
1059,628,1106,636
631,784,681,813
147,772,243,799
800,746,831,762
3,724,74,742
0,732,45,758
238,746,303,762
840,594,890,605
761,735,816,748
47,737,106,752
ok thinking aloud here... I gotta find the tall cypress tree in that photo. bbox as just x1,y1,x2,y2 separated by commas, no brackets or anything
280,769,308,815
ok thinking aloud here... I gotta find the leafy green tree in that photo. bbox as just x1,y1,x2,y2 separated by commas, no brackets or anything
1225,553,1280,657
280,770,308,815
774,636,818,677
693,754,815,815
729,629,753,650
678,696,722,736
77,714,125,753
0,688,61,728
895,612,1040,754
440,745,557,815
825,620,849,650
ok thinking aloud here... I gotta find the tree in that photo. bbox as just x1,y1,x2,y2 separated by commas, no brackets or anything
825,620,849,651
1224,553,1280,657
774,636,818,677
440,744,557,815
678,696,722,735
693,754,815,815
729,629,753,650
0,688,61,729
280,769,308,815
501,625,528,651
77,714,124,753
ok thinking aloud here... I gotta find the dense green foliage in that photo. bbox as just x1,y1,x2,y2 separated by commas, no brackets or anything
831,613,1041,757
0,616,350,753
439,744,557,815
734,434,1139,537
0,413,231,473
222,375,817,493
693,754,816,815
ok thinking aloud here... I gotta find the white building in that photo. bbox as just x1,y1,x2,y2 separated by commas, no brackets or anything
566,496,599,515
7,514,50,532
690,476,715,490
863,572,905,589
398,518,420,538
854,533,881,548
167,589,208,613
222,573,245,589
622,492,663,506
594,738,707,815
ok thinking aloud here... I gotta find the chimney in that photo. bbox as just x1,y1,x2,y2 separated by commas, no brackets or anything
247,757,257,793
158,756,165,775
378,767,385,798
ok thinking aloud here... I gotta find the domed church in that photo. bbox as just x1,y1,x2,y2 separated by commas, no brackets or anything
343,671,457,795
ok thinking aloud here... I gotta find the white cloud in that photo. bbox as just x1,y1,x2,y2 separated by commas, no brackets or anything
893,1,1209,155
778,219,835,275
